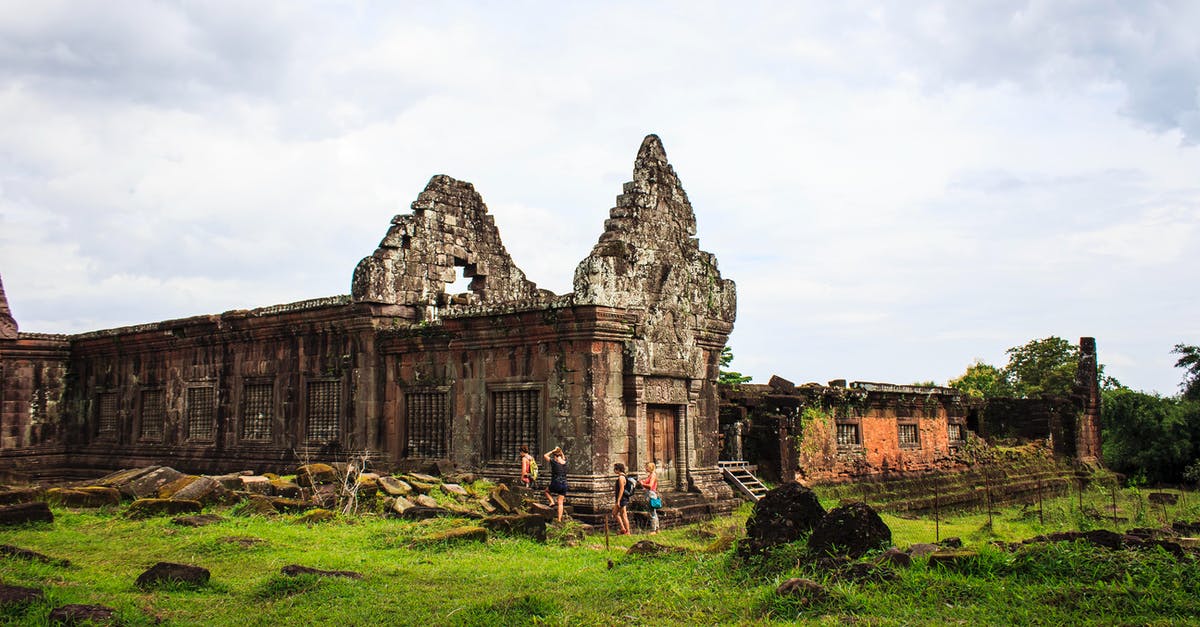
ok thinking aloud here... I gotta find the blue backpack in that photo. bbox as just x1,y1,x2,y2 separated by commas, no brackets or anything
622,475,637,499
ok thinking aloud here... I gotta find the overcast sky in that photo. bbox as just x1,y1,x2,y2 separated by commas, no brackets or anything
1,2,1198,395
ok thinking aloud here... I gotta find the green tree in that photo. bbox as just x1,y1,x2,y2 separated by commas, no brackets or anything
947,360,1013,399
1003,336,1079,398
1102,388,1200,483
1173,343,1200,401
718,346,752,387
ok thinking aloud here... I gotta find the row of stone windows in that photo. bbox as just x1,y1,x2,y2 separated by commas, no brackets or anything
93,380,342,444
835,421,968,450
93,383,540,457
402,389,540,461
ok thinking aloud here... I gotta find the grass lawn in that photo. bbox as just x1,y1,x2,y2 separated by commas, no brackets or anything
3,485,1200,625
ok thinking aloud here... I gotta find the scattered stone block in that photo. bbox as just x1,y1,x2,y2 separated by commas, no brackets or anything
297,463,338,487
123,467,186,499
433,460,456,477
938,537,963,549
296,509,336,524
378,477,413,497
775,578,828,606
211,473,252,490
270,498,313,514
170,476,231,505
281,565,362,579
442,483,469,498
907,543,939,557
0,501,54,526
94,467,157,491
235,496,278,517
240,476,274,495
927,550,979,569
483,514,547,541
626,540,688,556
48,603,117,625
1148,492,1179,505
1178,538,1200,550
0,583,44,607
312,484,340,508
409,472,440,483
45,487,120,508
157,475,202,499
395,506,448,520
172,514,224,527
875,547,913,569
407,479,437,494
135,562,210,589
388,496,415,516
269,478,302,498
0,487,42,505
807,502,892,559
125,498,202,519
489,485,514,514
0,544,69,566
414,494,439,509
738,482,826,556
527,502,553,520
414,526,487,545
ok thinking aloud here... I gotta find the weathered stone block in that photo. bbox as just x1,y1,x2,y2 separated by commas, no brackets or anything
126,498,202,519
378,476,413,497
135,562,210,589
48,604,117,625
0,501,53,526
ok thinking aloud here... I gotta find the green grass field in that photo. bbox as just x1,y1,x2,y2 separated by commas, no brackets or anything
3,484,1200,625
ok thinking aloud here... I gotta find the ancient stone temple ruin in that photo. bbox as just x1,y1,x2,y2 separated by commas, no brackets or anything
719,337,1103,486
0,136,738,520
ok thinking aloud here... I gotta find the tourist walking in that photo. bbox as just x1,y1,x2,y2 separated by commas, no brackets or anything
543,446,568,522
612,463,632,535
518,445,537,488
639,461,661,533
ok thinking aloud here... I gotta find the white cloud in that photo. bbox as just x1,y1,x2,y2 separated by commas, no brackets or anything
0,1,1197,394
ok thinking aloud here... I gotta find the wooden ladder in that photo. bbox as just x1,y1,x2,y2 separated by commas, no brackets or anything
718,461,768,501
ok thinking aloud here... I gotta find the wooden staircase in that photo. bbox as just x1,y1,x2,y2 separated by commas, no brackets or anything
719,461,768,502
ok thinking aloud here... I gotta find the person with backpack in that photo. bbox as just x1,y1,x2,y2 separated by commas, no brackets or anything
519,445,537,488
639,461,661,534
612,462,633,535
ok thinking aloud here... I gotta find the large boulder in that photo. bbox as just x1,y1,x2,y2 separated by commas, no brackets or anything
738,482,826,556
807,502,892,558
0,501,54,526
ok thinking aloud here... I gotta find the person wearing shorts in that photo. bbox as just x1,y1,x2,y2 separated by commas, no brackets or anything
544,447,568,522
612,462,631,535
